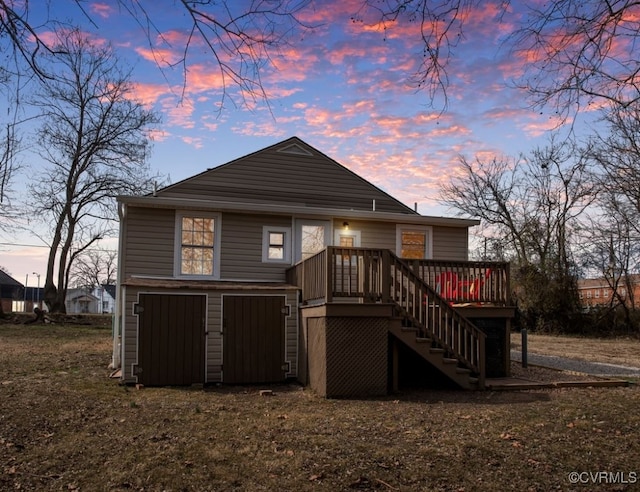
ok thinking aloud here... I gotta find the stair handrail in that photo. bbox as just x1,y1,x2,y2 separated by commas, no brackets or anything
386,250,486,381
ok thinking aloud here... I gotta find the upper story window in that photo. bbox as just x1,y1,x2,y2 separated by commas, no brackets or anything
175,212,220,277
262,226,291,263
396,225,432,259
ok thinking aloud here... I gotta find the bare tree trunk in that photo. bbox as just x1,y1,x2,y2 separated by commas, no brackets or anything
44,213,66,312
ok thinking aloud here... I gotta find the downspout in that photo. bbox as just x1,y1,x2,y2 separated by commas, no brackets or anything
111,201,127,372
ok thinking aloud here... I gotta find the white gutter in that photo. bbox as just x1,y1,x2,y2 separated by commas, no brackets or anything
111,201,127,371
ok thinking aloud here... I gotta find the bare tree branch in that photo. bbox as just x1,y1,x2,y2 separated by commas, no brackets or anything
27,28,161,313
510,0,640,120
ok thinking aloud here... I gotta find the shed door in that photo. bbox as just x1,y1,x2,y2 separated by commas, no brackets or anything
223,296,286,384
137,294,206,386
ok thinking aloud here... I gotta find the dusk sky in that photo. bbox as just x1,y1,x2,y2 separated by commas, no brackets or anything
2,0,599,287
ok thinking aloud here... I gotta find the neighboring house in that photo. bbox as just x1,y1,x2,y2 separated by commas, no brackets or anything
112,137,515,396
578,275,640,309
66,285,116,314
93,284,116,313
65,288,100,314
0,271,44,313
0,270,22,313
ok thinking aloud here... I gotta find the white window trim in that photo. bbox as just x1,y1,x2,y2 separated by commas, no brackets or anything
334,228,362,247
174,211,222,279
262,226,292,264
396,224,432,259
294,219,332,263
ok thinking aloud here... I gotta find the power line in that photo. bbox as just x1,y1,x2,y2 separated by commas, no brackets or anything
0,242,117,252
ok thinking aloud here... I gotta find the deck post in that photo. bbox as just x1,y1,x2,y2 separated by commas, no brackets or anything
478,333,486,389
381,249,391,303
325,247,333,303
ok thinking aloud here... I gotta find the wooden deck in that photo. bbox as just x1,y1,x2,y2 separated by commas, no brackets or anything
287,248,515,390
287,246,513,388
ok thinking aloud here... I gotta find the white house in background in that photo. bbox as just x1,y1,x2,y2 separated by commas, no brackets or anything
93,284,116,313
65,288,99,314
65,285,116,314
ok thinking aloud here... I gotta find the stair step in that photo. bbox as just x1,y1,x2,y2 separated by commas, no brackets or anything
443,358,459,365
400,327,418,333
456,367,471,375
429,348,445,354
416,337,431,343
468,377,479,385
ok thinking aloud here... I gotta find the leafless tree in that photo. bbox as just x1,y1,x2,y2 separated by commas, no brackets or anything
359,1,640,115
0,0,312,111
510,0,640,120
354,0,476,110
70,249,118,289
29,28,160,313
0,52,24,228
577,104,640,329
3,1,639,116
441,138,598,331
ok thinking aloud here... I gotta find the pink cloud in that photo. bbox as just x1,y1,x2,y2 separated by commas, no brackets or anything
521,115,567,137
181,136,204,148
135,47,182,66
89,2,114,19
130,82,173,106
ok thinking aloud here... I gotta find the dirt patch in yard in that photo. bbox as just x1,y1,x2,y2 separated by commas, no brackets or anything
1,324,639,491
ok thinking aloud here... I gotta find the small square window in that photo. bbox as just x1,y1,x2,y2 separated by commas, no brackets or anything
262,226,291,263
268,232,285,260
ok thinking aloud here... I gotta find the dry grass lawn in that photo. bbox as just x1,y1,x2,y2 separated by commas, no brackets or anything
510,332,640,368
1,323,639,491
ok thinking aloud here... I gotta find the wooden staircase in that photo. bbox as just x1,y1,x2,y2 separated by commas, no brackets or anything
389,320,480,389
286,247,488,390
386,251,486,390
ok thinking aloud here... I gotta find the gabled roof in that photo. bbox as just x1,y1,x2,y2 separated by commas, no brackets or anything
0,270,22,288
0,270,23,299
152,136,418,215
101,284,116,299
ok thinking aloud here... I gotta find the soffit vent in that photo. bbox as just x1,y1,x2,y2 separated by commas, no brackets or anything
277,143,313,156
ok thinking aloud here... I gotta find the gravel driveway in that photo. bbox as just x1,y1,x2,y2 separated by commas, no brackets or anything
511,351,640,378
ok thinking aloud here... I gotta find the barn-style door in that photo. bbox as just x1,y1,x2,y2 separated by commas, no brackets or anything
222,295,286,384
136,293,206,386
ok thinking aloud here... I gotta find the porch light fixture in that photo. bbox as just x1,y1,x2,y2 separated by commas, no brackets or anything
343,221,349,229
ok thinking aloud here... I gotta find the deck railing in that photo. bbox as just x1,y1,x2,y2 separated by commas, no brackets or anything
286,247,502,380
408,259,511,306
385,251,485,378
286,248,511,307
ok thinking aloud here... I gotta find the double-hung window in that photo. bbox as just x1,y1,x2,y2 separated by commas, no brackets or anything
262,226,291,263
176,212,220,277
396,225,432,259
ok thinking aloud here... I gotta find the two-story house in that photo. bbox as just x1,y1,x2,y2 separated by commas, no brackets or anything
112,137,514,396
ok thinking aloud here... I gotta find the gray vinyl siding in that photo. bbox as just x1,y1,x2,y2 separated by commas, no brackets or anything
332,219,469,259
121,286,298,384
220,213,292,281
121,207,469,283
331,219,396,250
432,226,469,260
156,138,416,214
123,206,175,277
